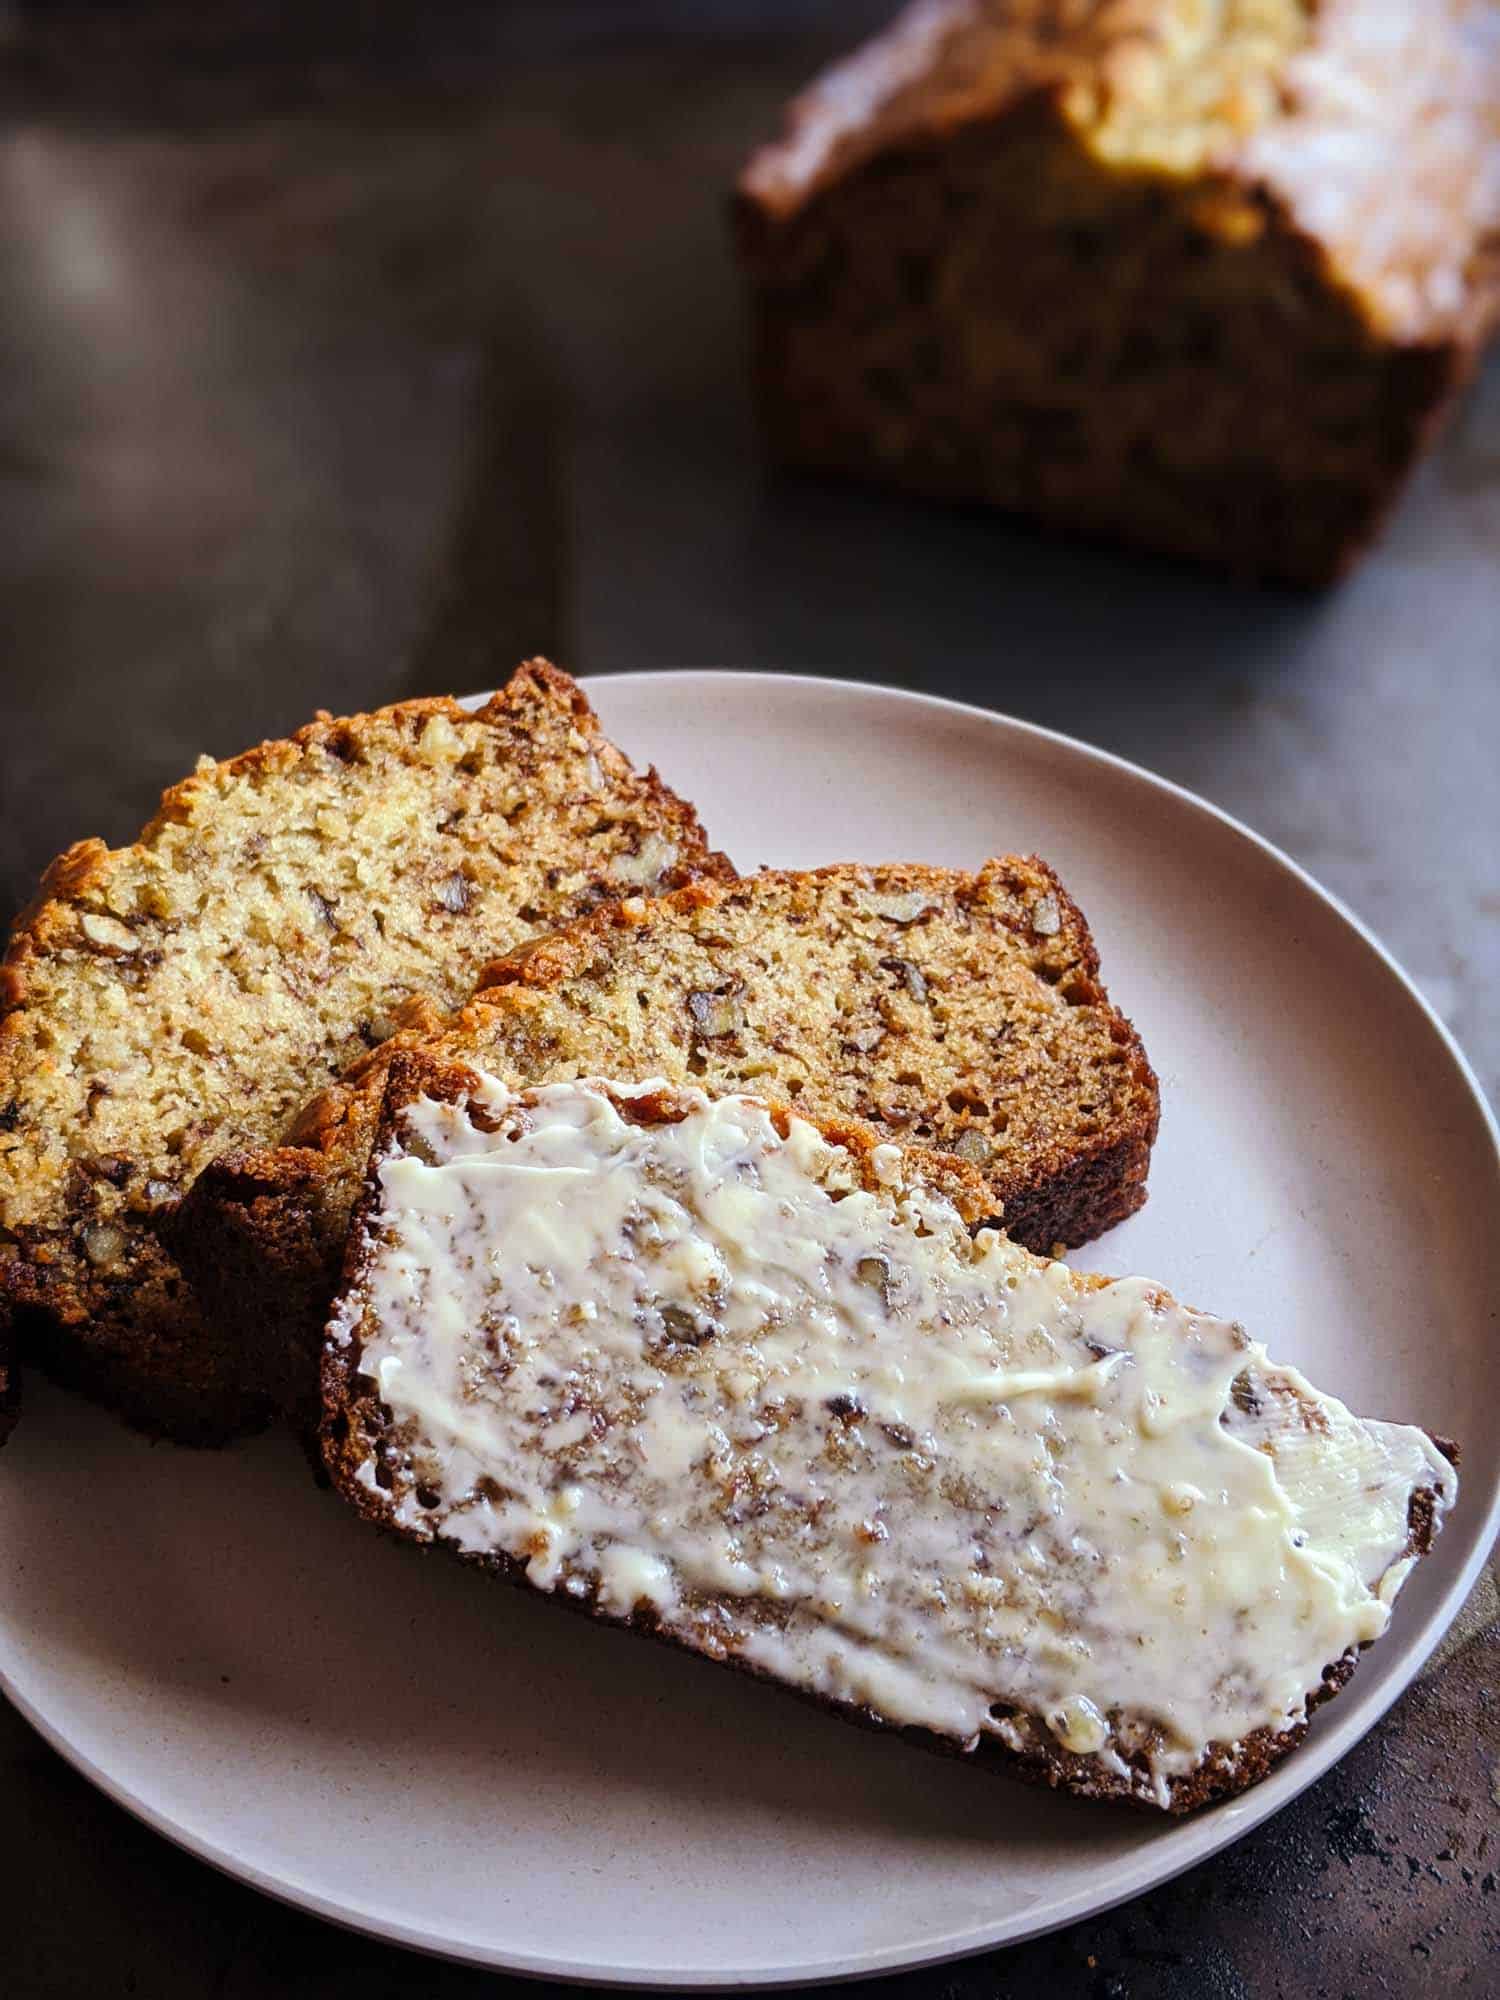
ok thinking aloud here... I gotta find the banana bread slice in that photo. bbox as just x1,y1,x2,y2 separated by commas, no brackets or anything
0,660,732,1444
323,1061,1455,1814
176,858,1158,1428
734,0,1500,585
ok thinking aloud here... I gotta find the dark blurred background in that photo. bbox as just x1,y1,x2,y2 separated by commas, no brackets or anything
0,4,1496,1996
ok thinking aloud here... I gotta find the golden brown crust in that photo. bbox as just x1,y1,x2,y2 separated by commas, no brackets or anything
733,2,1500,584
321,1055,1451,1816
738,1,1500,345
0,661,731,1444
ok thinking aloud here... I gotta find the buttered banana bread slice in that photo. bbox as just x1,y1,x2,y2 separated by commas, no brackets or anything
176,859,1159,1426
0,660,731,1444
324,1064,1455,1814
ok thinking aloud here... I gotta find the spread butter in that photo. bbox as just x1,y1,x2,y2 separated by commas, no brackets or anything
337,1076,1454,1803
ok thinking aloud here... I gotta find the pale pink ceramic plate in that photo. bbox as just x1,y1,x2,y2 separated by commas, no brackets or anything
2,673,1496,1985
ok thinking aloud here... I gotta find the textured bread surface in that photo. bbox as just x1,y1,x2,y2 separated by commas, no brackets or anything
735,0,1500,584
178,858,1158,1427
0,660,731,1442
322,1057,1451,1816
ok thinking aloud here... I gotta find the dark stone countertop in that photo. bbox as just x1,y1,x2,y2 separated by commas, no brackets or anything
1,7,1495,1995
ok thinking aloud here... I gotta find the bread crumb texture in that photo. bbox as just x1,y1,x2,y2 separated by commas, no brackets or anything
446,856,1158,1248
173,857,1157,1434
0,660,730,1438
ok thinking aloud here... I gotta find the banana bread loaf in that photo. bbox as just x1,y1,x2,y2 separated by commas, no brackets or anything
0,661,731,1443
176,858,1159,1428
324,1061,1455,1813
734,0,1500,584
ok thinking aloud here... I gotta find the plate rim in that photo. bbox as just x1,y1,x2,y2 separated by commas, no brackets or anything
3,666,1496,1988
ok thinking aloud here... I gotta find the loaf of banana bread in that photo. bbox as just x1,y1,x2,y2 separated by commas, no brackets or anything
0,661,731,1443
734,0,1500,584
175,858,1159,1428
324,1062,1455,1812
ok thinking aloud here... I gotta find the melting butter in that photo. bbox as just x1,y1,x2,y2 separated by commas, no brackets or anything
339,1077,1454,1798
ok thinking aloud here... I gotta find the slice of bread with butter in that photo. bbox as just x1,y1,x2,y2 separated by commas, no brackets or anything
323,1060,1455,1814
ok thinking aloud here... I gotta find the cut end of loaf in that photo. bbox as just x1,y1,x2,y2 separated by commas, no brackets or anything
734,3,1500,583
